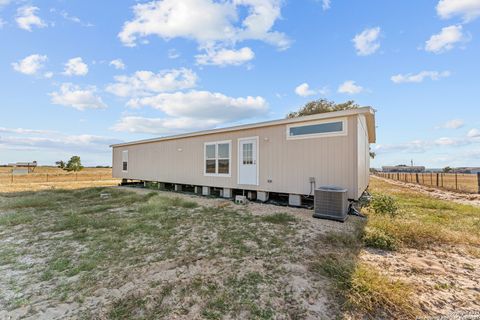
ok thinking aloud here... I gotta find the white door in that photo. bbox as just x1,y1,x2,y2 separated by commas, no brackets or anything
238,137,258,185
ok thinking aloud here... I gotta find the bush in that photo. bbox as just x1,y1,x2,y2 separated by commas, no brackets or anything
363,227,397,251
370,194,398,217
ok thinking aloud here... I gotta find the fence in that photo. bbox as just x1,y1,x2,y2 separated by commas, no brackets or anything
0,172,115,184
376,172,480,194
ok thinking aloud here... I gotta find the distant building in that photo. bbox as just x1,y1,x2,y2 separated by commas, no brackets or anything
454,167,480,174
8,161,37,174
382,165,426,173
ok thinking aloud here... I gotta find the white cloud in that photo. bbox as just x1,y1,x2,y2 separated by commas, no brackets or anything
15,6,46,31
168,49,180,59
106,68,197,98
0,127,54,135
127,90,268,122
109,59,126,70
112,116,221,135
0,134,120,154
442,119,464,129
435,137,457,145
0,0,12,7
118,0,290,51
436,0,480,22
391,70,451,83
425,25,467,53
337,80,363,94
54,9,94,27
294,83,316,97
352,27,381,56
321,0,331,10
196,47,254,66
467,128,480,138
63,57,89,76
50,83,107,111
0,18,5,29
44,71,54,78
12,54,47,75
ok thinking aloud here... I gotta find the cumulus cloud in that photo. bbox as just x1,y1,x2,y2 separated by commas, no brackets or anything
63,57,89,76
338,80,363,94
352,27,381,56
127,90,268,123
118,0,290,63
109,59,126,70
50,83,107,110
106,68,197,98
425,25,467,53
467,128,480,138
294,83,316,97
12,54,47,75
196,47,254,66
436,0,480,22
112,116,222,135
441,119,464,129
391,70,450,83
15,6,46,31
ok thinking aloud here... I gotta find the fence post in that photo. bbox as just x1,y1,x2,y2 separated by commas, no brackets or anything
11,174,13,183
416,173,419,184
436,173,439,187
455,173,458,190
477,173,480,194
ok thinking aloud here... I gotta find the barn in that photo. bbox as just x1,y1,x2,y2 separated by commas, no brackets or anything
111,107,376,207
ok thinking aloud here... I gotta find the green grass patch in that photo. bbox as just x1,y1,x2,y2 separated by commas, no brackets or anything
260,212,297,225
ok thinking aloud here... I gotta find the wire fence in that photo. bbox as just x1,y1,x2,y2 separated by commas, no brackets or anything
376,172,480,194
0,172,115,184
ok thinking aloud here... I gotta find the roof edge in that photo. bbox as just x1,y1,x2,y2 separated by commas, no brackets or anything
111,107,376,148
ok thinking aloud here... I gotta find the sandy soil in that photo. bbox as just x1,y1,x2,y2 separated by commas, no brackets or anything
361,246,480,316
373,176,480,207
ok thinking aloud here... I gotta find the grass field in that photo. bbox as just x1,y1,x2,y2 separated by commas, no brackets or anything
0,167,119,193
376,172,480,193
0,177,479,319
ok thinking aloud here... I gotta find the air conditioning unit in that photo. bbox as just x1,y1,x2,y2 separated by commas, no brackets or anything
313,186,349,222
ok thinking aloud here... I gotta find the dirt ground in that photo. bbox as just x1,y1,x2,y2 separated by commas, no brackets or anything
1,182,479,319
374,176,480,207
0,186,360,319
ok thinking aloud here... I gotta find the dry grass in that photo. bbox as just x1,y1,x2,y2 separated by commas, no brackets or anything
365,177,480,250
376,172,479,193
0,167,118,193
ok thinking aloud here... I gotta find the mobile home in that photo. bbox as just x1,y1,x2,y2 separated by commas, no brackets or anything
111,107,376,203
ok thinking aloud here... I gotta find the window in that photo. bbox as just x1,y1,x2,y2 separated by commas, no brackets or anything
287,118,347,140
242,143,253,165
204,141,231,176
122,150,128,172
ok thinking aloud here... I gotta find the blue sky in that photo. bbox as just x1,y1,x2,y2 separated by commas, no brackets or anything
0,0,479,167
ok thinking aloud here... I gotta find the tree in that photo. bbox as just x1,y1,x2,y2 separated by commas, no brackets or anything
443,166,453,173
369,150,376,159
286,99,361,118
55,160,66,169
65,156,84,172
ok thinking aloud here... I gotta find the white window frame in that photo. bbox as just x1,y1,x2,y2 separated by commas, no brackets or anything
204,140,231,177
286,117,348,140
122,150,128,172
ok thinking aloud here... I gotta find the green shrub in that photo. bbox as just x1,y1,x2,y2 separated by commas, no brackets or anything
370,194,398,217
363,228,397,251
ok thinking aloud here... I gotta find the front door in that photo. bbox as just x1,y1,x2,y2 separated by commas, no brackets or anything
238,137,258,185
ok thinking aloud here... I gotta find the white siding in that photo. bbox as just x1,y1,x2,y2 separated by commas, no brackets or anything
113,115,365,199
